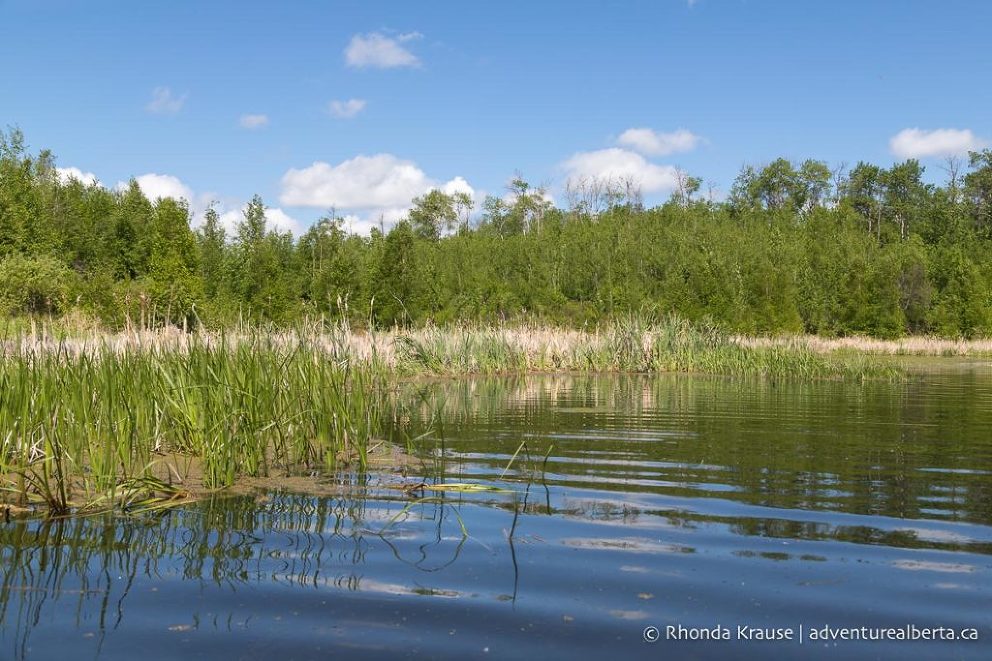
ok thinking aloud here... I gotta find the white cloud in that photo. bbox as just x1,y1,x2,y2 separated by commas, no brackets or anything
345,32,421,69
338,213,368,234
280,154,475,234
339,208,411,236
239,114,269,129
328,99,367,119
441,176,475,199
265,207,303,234
280,154,434,209
890,128,987,159
55,167,99,186
561,148,680,193
216,209,242,231
617,128,701,156
121,173,195,204
146,86,187,115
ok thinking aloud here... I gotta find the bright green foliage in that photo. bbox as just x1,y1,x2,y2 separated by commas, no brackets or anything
297,215,365,317
965,149,992,237
114,180,154,278
371,220,420,326
2,129,992,337
409,189,457,241
730,158,832,217
147,197,201,326
197,207,227,298
0,253,75,315
927,246,992,337
227,195,301,323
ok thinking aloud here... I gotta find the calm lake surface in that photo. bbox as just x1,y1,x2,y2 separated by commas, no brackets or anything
3,366,992,659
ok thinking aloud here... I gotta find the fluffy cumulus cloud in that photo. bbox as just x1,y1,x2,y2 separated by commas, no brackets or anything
263,207,304,234
328,99,367,119
123,173,194,203
281,154,433,209
441,176,475,198
55,167,99,186
890,128,987,159
561,148,680,193
146,86,187,115
338,208,411,236
617,128,701,156
280,154,472,233
345,31,422,69
239,114,269,129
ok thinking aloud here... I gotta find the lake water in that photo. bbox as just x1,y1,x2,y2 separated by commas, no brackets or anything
2,367,991,659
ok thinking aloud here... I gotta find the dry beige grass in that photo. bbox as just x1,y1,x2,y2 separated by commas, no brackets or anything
0,323,606,367
737,335,992,357
9,323,991,362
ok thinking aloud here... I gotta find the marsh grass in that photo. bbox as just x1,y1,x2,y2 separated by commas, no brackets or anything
393,315,900,379
738,334,992,357
0,331,392,515
0,316,900,515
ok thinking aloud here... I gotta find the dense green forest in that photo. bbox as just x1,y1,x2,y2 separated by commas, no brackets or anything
2,128,992,337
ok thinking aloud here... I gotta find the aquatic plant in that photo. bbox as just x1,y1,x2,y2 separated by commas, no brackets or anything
392,317,899,379
0,331,391,514
0,318,900,515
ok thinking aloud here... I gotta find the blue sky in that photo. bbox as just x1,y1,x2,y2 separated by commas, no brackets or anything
3,0,990,233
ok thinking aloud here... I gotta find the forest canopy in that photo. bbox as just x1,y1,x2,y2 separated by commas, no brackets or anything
2,128,992,338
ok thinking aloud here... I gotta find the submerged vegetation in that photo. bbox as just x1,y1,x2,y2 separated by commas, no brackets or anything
1,317,899,516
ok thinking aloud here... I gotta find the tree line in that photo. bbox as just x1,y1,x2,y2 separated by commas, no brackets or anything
2,128,992,337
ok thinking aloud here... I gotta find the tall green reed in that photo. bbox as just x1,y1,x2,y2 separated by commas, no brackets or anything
0,331,391,513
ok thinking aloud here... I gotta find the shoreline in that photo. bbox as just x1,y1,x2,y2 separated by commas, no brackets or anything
3,319,982,517
6,320,992,359
738,335,992,357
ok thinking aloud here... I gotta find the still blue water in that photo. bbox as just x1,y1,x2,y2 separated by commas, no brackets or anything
2,370,991,659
